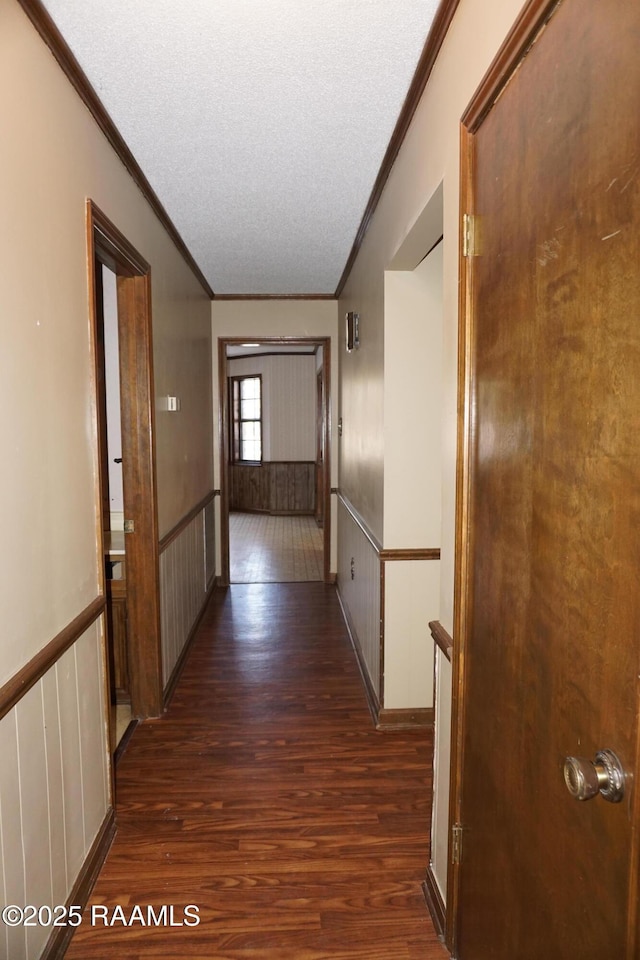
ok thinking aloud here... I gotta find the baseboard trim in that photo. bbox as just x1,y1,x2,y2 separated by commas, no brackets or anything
376,707,434,731
114,719,138,766
41,806,116,960
422,867,447,942
335,583,380,726
163,579,217,709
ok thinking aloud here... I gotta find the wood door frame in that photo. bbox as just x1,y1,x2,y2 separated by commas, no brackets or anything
218,337,332,585
315,368,324,527
447,0,562,951
87,200,163,720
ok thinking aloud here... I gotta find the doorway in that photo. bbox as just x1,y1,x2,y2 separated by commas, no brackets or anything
88,201,163,724
219,337,332,586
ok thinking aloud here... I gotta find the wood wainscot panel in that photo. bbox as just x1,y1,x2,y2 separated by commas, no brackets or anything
231,462,316,514
270,461,315,514
230,463,269,512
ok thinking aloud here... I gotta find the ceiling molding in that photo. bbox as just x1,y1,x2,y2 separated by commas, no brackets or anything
17,0,215,299
214,294,336,301
334,0,461,299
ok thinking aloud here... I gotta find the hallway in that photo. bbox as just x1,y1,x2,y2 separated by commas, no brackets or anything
65,583,445,959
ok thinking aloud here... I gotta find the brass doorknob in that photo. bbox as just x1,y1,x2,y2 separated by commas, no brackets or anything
563,749,625,803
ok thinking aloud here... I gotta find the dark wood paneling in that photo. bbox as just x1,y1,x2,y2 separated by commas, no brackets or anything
335,0,461,298
230,462,316,514
158,490,215,554
429,620,453,662
0,597,105,721
18,0,214,298
41,808,116,960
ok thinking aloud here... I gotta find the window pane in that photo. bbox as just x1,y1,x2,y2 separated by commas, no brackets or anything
240,377,260,400
241,439,261,461
241,397,260,420
241,421,260,442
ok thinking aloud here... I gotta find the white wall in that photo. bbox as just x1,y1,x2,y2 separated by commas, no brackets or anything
228,354,316,461
384,242,443,547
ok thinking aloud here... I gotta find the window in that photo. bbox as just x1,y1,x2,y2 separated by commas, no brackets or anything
230,375,262,462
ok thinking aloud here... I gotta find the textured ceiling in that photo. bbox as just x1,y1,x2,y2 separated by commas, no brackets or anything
40,0,440,295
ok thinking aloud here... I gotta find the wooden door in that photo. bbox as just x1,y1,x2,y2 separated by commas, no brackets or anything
452,1,640,957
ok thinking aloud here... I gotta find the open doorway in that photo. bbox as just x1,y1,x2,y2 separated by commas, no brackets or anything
88,201,163,738
219,337,332,585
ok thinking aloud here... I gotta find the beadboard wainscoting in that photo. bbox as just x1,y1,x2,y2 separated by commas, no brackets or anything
160,495,216,694
425,635,453,933
0,617,111,960
337,493,439,729
337,495,383,713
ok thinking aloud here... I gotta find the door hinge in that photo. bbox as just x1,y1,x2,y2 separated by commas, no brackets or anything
452,823,464,864
124,519,135,534
462,214,481,257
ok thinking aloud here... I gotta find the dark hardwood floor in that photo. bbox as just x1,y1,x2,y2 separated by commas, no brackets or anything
65,583,446,959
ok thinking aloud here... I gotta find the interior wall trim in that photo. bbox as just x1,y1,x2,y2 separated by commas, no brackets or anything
376,707,434,731
380,547,441,561
17,0,214,299
336,490,382,554
336,585,380,725
0,596,105,722
337,491,439,561
214,294,336,301
422,871,447,941
430,619,453,662
335,0,462,298
159,490,215,554
40,807,116,960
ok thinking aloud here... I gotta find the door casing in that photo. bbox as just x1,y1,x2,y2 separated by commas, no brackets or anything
87,200,163,721
218,337,332,585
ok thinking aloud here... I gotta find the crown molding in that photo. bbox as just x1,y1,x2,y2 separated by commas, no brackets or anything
335,0,461,298
17,0,215,299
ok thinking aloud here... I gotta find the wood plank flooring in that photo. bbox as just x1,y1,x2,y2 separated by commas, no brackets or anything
65,583,446,959
229,512,323,582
